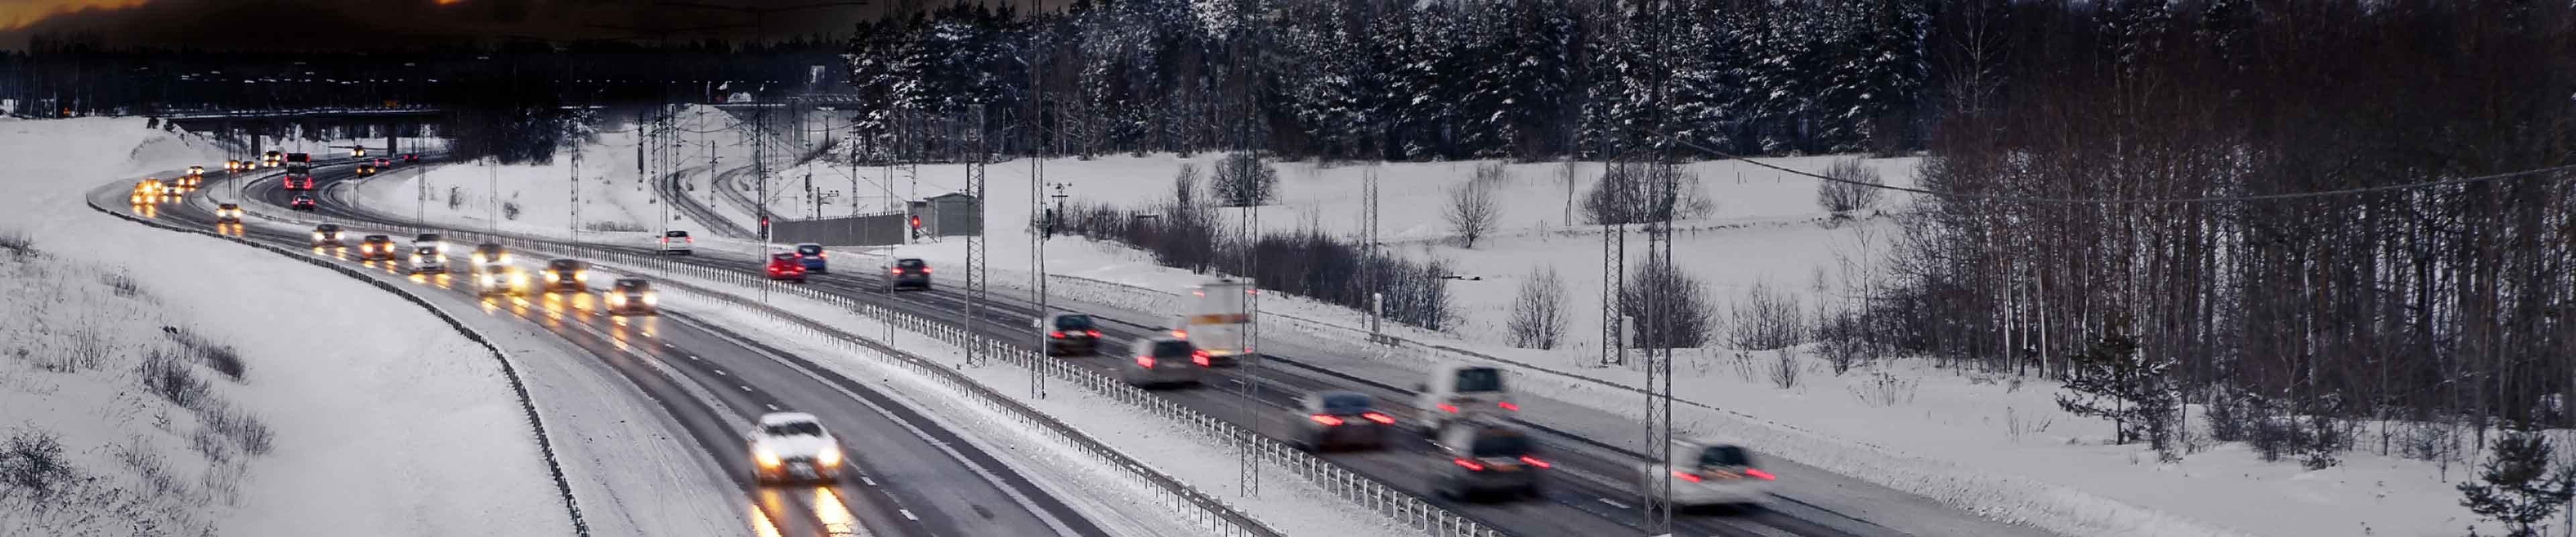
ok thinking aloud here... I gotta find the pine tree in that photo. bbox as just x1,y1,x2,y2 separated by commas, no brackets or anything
2459,432,2576,537
2055,326,2181,455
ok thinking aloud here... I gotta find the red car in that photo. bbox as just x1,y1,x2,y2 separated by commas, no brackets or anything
282,174,315,191
765,252,807,282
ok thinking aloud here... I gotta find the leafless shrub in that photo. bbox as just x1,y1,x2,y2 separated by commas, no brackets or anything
99,271,142,299
111,436,185,499
1444,175,1501,248
502,200,523,221
37,328,111,373
0,229,34,258
1815,158,1885,218
1728,278,1807,350
160,326,245,382
186,429,232,465
1,428,74,497
140,349,210,409
200,405,272,457
1815,308,1871,375
583,220,647,232
1848,371,1919,407
1620,257,1715,348
1211,152,1278,207
1585,162,1714,226
446,186,464,209
2398,422,2456,462
2004,407,2055,442
1767,350,1802,389
1507,266,1567,349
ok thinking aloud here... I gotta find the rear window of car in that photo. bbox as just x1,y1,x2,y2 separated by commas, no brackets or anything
1150,340,1196,358
1468,432,1530,457
1697,446,1752,467
1319,393,1373,415
796,244,824,255
763,422,824,437
1053,315,1093,330
1454,367,1504,393
771,253,800,262
665,231,689,238
897,258,926,268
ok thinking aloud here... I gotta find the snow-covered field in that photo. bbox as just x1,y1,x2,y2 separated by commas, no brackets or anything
0,118,570,535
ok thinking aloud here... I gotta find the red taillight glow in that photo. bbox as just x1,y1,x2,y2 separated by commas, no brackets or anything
1050,331,1067,338
1361,412,1395,424
1453,458,1485,471
890,268,902,275
1744,469,1776,481
921,267,930,273
1085,330,1102,337
1674,471,1703,483
1309,415,1344,426
1171,330,1187,338
1519,456,1550,469
1436,403,1458,413
1498,401,1519,411
1135,356,1155,368
1192,351,1211,367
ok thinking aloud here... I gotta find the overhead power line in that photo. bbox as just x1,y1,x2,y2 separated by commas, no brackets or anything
1643,128,2576,205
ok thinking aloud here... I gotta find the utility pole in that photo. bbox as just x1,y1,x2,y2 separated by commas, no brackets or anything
1640,2,1679,532
963,105,990,369
1028,4,1051,399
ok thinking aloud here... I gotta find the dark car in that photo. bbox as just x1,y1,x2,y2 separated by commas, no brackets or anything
1295,391,1395,452
881,258,930,291
310,224,343,247
604,278,658,315
355,164,377,177
1042,313,1102,356
540,258,590,293
288,195,316,211
1431,421,1548,501
793,243,828,273
357,235,398,260
766,252,808,282
401,154,421,163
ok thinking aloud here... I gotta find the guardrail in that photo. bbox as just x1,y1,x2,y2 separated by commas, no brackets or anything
85,197,591,537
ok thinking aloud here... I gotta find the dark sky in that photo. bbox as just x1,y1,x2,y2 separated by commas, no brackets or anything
0,0,906,51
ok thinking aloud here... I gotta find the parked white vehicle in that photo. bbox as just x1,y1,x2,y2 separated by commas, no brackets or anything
1635,440,1775,509
1169,279,1253,365
1411,364,1517,434
747,412,843,485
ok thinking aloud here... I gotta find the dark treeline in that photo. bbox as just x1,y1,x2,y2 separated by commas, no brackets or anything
3,36,845,116
1877,0,2576,463
843,0,1931,161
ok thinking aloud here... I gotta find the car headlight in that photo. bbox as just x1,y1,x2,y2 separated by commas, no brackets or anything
642,293,657,305
312,232,323,240
755,450,781,468
816,446,842,467
606,294,626,305
574,271,588,282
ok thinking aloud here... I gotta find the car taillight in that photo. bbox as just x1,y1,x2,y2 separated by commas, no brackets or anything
1085,330,1101,337
1170,330,1187,338
1135,356,1155,369
685,237,693,242
1049,331,1066,338
1498,401,1519,411
920,267,930,273
818,252,827,258
1309,415,1344,426
890,268,902,275
1744,469,1776,481
1453,458,1485,471
1436,403,1458,413
1674,471,1702,483
1361,412,1395,424
1519,456,1550,469
1192,350,1211,367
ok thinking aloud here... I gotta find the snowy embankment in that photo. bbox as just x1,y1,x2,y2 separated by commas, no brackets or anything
0,118,570,535
742,153,2471,537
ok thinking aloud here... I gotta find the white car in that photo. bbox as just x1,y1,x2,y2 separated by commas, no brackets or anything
657,230,693,255
1637,440,1774,510
1411,364,1517,434
748,412,843,485
407,246,447,275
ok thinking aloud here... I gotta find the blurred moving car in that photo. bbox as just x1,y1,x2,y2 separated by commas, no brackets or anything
1411,364,1516,435
413,233,447,256
470,243,510,271
880,258,930,291
540,258,590,293
407,246,447,275
213,203,244,224
1120,335,1205,389
747,412,843,485
310,224,344,247
1294,391,1395,452
1040,312,1102,356
657,230,692,255
288,195,316,211
354,163,376,177
474,266,531,297
356,235,398,260
793,242,828,273
604,278,658,315
765,252,807,282
1171,279,1253,365
1429,420,1547,501
1638,440,1775,511
129,179,168,204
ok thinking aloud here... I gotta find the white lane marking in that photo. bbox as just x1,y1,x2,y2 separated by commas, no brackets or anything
715,369,729,376
690,354,701,360
898,509,918,522
861,476,878,487
739,385,753,392
1597,497,1630,509
764,403,779,411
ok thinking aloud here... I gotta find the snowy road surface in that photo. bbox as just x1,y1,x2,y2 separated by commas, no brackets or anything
105,158,1113,537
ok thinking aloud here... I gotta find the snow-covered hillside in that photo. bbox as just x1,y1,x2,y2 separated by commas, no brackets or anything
0,118,570,535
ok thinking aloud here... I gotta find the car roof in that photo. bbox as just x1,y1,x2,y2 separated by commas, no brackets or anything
758,412,819,426
615,277,648,285
795,242,822,247
315,224,338,229
365,234,388,239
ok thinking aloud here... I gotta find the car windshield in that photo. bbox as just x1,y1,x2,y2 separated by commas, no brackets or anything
1318,393,1373,415
1053,315,1093,330
366,236,388,242
418,234,440,241
797,244,823,255
1697,446,1753,467
1468,432,1530,457
763,422,824,437
1150,340,1196,358
549,259,580,270
477,245,502,253
897,259,926,268
1454,367,1504,393
219,204,237,209
317,225,338,232
615,280,648,291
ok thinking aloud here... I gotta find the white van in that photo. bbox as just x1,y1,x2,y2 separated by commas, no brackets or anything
1411,364,1517,434
1171,279,1253,365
